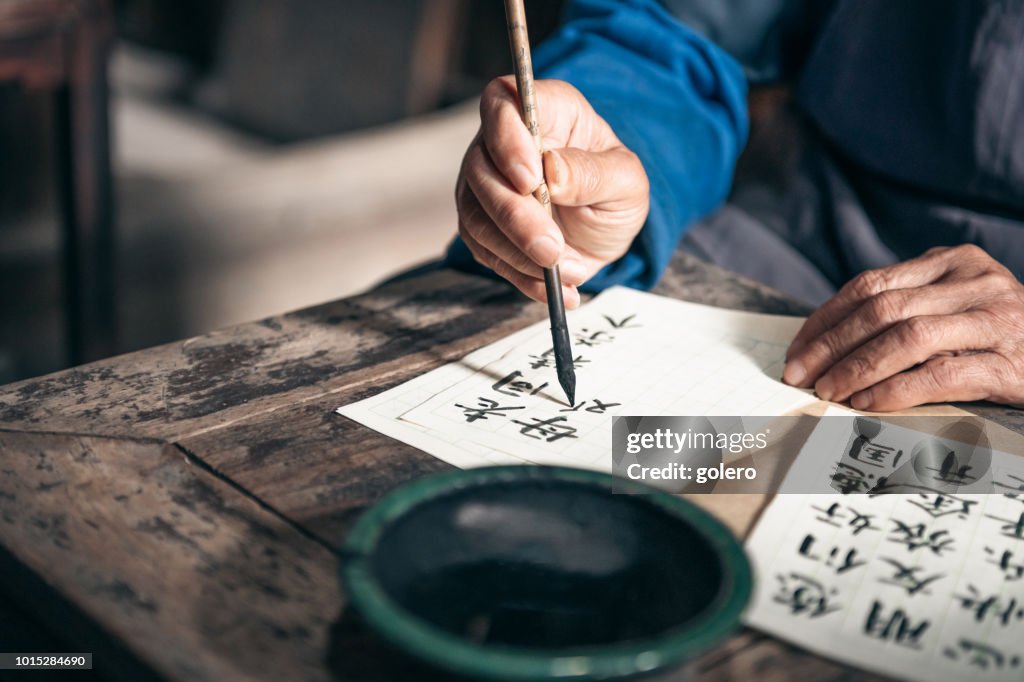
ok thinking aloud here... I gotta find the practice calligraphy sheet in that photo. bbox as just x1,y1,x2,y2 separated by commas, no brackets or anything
745,407,1024,681
338,287,814,471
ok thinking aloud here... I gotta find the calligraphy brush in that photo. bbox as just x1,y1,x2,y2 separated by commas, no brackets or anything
503,0,576,406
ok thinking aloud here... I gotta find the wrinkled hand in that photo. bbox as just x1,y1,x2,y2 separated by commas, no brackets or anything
783,245,1024,411
456,76,649,308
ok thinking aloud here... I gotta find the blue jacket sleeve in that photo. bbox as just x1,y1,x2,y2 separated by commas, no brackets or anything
445,0,748,291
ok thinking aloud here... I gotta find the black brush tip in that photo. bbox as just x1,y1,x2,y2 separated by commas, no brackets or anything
557,363,576,407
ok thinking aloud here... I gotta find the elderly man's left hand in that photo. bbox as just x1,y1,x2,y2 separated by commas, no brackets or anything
783,244,1024,411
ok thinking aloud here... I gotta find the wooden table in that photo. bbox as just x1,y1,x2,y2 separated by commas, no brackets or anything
1,254,1021,681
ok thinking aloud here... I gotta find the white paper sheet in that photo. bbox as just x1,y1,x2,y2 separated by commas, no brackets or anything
745,407,1024,681
337,286,814,471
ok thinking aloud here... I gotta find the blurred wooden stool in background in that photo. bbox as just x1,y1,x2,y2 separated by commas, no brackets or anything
0,0,116,365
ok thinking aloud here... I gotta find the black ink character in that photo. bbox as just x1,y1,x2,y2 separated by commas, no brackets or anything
848,438,903,470
455,398,525,423
984,511,1024,542
798,534,866,574
491,371,548,397
944,639,1022,671
772,573,840,618
906,492,977,520
924,449,977,486
511,416,579,442
863,600,930,649
603,314,640,329
830,462,886,495
559,399,622,414
878,558,944,596
985,547,1024,581
955,585,1024,626
573,328,613,347
812,503,880,536
527,349,590,371
888,520,955,556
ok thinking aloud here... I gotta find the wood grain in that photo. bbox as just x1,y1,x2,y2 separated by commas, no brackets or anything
0,430,341,681
0,253,1019,681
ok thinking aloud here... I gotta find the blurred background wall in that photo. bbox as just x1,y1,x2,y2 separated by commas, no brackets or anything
0,0,565,383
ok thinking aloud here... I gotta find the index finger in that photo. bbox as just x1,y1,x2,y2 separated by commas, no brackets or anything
480,76,545,195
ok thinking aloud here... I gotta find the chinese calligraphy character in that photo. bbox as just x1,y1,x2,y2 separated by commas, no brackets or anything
512,416,579,442
798,534,867,574
455,398,525,423
878,558,944,596
955,585,1024,626
923,448,978,486
527,349,589,371
985,547,1024,581
906,492,977,520
944,639,1022,671
888,520,955,556
812,502,880,536
772,573,840,618
984,511,1024,542
830,462,886,494
848,437,903,469
863,601,930,649
573,328,613,347
603,314,640,329
491,371,548,397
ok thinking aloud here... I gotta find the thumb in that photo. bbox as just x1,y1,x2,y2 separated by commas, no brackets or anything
543,146,644,207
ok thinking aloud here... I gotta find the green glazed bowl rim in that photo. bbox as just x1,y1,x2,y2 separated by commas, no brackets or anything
339,465,752,681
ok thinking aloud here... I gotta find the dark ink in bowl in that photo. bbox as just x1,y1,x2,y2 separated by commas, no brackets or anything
341,467,751,680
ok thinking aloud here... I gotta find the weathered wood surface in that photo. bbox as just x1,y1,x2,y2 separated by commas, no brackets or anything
0,430,340,681
0,252,1017,681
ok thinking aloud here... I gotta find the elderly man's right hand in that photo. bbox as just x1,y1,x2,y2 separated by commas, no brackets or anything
455,76,650,308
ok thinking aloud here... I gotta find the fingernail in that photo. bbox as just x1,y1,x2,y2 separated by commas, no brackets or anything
815,375,835,402
544,151,563,191
783,359,806,386
851,389,873,411
560,259,587,285
526,235,560,267
511,163,538,192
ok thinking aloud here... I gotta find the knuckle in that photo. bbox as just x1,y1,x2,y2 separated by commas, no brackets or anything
927,357,961,389
841,352,877,382
454,175,471,208
812,332,844,364
549,78,580,100
624,149,649,189
480,79,505,112
509,250,535,274
977,270,1017,292
847,269,888,299
491,257,515,282
953,243,986,260
465,241,490,268
900,316,938,347
865,291,903,327
462,215,486,240
462,144,487,183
